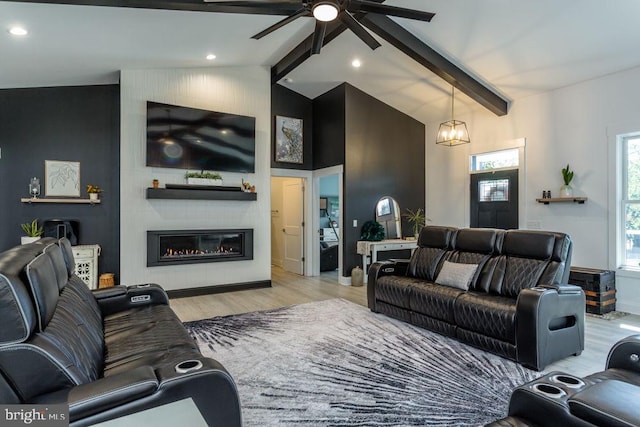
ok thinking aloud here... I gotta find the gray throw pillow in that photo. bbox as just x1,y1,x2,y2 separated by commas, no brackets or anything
435,261,478,290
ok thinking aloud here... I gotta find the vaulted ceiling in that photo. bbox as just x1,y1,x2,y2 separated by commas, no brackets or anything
3,0,640,124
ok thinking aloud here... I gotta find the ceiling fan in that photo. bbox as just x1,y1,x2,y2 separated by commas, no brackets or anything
204,0,435,54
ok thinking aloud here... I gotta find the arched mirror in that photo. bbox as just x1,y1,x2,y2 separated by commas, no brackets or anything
375,196,401,239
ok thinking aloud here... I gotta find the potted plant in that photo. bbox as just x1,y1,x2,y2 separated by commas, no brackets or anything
185,171,223,186
20,218,43,244
560,164,574,197
402,208,429,239
86,184,102,201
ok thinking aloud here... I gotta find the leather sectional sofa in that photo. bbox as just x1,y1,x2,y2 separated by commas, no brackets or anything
489,334,640,426
368,226,585,370
0,238,241,426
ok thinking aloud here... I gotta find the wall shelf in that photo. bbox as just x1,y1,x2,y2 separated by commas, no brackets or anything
21,198,100,205
146,188,257,201
536,197,587,205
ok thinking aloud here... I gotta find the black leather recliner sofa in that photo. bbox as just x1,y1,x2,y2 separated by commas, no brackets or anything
0,238,241,426
368,226,585,370
489,334,640,426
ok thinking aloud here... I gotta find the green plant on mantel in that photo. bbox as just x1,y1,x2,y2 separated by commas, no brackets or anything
21,218,43,237
562,164,574,186
185,171,222,180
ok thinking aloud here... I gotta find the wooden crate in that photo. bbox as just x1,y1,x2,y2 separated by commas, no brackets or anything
569,267,616,315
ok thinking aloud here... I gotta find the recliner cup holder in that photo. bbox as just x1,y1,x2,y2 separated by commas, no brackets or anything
532,383,567,399
550,374,585,389
175,360,203,374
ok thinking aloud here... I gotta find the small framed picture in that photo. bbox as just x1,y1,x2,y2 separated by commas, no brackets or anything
275,115,303,164
45,160,81,197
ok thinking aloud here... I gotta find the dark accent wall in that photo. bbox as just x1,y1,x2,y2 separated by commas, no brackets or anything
313,83,425,277
0,85,121,276
271,84,314,170
313,85,346,169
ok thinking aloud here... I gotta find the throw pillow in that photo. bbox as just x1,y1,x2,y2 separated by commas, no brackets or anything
435,261,478,290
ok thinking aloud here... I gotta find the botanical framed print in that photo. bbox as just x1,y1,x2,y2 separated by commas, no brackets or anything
45,160,81,197
275,115,303,164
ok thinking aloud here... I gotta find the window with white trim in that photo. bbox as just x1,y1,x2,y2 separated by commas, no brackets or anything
622,135,640,268
470,148,519,172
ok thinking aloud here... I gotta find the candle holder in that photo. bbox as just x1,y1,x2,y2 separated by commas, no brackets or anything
29,177,40,199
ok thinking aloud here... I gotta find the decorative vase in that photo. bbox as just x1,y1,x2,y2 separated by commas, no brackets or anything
560,184,573,198
89,192,99,201
351,266,364,287
21,236,41,245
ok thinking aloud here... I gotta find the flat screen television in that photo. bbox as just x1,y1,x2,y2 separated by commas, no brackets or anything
146,101,256,173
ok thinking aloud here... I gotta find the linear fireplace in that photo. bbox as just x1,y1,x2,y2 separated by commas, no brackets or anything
147,229,253,267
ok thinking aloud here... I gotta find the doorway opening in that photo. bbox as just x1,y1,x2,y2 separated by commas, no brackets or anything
319,175,339,278
469,147,522,230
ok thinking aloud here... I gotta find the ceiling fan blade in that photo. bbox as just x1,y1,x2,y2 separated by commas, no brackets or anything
338,11,381,50
350,0,435,22
203,1,302,16
311,21,328,55
251,8,311,39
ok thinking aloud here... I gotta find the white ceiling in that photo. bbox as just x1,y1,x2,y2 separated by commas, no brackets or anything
2,0,640,123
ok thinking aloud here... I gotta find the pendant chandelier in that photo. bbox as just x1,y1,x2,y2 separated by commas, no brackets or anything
436,86,470,147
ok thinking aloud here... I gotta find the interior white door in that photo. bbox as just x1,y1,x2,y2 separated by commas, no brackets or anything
282,179,304,275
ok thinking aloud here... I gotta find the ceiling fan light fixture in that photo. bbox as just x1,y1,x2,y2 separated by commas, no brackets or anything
313,2,340,22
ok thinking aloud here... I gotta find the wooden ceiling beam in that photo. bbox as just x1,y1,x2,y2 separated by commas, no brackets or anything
360,14,508,116
4,0,299,15
271,20,348,85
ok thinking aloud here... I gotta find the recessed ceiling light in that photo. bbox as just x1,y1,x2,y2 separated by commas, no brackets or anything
206,54,216,60
351,58,362,68
8,27,28,36
284,77,293,84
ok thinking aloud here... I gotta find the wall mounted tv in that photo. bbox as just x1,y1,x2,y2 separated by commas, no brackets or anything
146,101,256,173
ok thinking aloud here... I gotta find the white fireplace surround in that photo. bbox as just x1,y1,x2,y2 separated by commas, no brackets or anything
120,66,271,291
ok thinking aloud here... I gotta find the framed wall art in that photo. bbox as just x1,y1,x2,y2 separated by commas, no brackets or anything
45,160,81,197
274,115,303,164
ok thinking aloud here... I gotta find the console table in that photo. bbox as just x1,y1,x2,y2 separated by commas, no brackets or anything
356,239,418,280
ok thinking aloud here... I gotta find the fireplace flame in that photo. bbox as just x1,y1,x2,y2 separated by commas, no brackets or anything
163,246,238,258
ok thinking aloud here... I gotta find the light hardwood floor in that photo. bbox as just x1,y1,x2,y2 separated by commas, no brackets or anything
170,267,640,377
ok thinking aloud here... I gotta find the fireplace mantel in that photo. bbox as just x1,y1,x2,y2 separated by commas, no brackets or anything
146,188,257,201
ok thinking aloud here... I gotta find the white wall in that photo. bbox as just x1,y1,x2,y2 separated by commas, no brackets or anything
120,66,271,291
425,65,640,314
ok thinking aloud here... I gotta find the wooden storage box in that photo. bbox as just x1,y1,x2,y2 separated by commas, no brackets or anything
569,267,616,315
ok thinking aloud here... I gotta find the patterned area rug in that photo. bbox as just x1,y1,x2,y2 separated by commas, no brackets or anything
185,299,539,426
586,310,628,321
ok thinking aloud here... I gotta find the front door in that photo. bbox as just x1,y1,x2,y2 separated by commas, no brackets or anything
470,169,519,229
282,179,304,275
